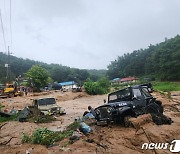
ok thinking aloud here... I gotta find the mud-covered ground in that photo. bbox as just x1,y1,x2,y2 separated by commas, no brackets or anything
0,90,179,154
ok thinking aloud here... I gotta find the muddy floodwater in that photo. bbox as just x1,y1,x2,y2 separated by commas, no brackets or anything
0,91,180,154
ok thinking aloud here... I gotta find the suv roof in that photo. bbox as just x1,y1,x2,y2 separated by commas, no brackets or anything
108,84,152,103
34,98,56,106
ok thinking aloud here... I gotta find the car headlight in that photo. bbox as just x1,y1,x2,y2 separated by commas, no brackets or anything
107,107,112,113
95,109,100,115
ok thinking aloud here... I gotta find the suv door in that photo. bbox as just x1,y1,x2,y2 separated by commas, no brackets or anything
132,88,146,108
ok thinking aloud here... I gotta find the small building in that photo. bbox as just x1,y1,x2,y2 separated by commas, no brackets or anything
120,76,138,84
59,81,77,90
110,78,121,85
48,83,62,90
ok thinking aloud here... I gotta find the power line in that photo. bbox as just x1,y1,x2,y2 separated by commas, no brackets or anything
0,0,13,82
9,0,12,52
0,8,7,52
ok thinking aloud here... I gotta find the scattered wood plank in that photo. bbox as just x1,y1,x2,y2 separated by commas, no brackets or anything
0,122,7,129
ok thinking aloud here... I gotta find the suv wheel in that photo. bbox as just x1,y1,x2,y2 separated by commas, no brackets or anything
155,100,163,113
157,104,163,113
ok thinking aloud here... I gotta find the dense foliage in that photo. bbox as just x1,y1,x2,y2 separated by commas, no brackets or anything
25,65,50,90
107,35,180,81
84,78,110,95
87,69,107,81
0,52,106,84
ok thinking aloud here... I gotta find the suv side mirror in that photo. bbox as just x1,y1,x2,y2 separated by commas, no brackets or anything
104,99,106,104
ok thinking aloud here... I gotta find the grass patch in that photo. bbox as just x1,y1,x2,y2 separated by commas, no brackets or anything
31,115,56,123
152,81,180,92
22,121,80,146
0,113,19,123
66,121,80,131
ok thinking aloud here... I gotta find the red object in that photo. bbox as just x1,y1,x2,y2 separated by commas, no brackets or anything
120,76,138,82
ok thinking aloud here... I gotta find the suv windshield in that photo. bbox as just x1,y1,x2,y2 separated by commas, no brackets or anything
37,98,56,106
108,88,131,103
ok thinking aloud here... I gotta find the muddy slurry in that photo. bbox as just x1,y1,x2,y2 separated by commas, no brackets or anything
0,91,180,154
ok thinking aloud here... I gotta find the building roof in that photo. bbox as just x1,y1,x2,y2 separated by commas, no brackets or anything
59,81,75,86
120,77,138,82
113,78,120,81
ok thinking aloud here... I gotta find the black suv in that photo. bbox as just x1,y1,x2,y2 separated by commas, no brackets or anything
94,85,163,126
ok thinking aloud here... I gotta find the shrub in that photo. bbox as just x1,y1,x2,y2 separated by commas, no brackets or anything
31,128,56,146
22,121,80,146
84,78,110,95
22,133,31,143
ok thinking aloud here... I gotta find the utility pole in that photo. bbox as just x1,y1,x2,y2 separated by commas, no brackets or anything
5,46,10,83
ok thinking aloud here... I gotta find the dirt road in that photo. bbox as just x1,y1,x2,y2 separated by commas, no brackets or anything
0,91,179,154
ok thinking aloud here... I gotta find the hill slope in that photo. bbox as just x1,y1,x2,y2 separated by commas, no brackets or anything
0,53,105,83
107,35,180,81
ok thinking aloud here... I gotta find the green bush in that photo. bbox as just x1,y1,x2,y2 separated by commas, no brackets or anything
22,133,31,143
22,121,80,146
31,128,56,146
84,78,110,95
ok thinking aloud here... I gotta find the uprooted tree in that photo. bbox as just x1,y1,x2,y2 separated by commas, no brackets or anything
25,65,51,91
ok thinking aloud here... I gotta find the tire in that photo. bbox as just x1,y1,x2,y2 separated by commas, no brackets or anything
123,115,132,127
155,100,162,106
146,103,159,114
157,104,163,113
155,100,163,113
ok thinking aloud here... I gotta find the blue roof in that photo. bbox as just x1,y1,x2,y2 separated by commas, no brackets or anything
113,78,120,81
59,81,75,86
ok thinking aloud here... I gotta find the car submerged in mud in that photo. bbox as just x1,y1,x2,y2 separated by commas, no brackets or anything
32,98,66,115
94,85,164,126
18,97,66,122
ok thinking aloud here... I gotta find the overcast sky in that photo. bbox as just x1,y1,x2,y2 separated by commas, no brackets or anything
0,0,180,69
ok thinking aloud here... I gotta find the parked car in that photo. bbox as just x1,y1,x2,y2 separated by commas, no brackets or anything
94,84,163,126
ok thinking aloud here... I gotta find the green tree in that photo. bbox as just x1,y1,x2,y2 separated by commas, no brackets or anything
84,78,110,95
25,65,50,91
107,35,180,81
